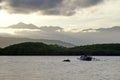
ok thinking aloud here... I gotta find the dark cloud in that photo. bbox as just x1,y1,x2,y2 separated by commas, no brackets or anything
2,0,103,16
0,0,2,2
61,0,103,16
0,0,3,9
3,0,63,14
74,0,103,8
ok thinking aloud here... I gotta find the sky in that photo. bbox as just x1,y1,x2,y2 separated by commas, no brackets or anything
0,0,120,45
0,0,120,29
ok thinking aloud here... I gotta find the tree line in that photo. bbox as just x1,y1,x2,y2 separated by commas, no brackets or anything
0,42,120,56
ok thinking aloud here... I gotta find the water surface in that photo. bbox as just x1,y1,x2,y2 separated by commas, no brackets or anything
0,56,120,80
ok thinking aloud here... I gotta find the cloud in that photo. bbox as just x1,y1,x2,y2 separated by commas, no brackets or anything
0,0,2,9
3,0,63,14
0,0,2,2
1,0,103,16
0,0,1,2
40,26,63,32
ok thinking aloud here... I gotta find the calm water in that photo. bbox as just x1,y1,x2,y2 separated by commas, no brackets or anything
0,56,120,80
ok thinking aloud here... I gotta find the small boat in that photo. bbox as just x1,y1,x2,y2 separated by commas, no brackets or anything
62,59,71,62
79,55,92,61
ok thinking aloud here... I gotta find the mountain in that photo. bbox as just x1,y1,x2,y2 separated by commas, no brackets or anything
82,26,120,32
97,26,120,32
1,22,120,46
0,37,75,48
7,22,39,29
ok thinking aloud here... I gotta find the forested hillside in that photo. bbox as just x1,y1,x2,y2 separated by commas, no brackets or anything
0,42,120,56
68,44,120,56
1,42,67,55
0,48,2,54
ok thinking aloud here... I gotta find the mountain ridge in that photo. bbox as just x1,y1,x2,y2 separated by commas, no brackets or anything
7,22,39,29
0,36,75,48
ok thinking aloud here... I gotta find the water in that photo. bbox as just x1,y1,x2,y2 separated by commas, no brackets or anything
0,56,120,80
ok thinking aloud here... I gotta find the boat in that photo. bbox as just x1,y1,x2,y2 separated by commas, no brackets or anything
79,55,92,61
62,59,71,62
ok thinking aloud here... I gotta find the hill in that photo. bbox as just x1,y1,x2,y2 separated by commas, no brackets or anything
0,48,2,54
0,42,120,55
69,44,120,56
0,37,75,48
1,42,67,55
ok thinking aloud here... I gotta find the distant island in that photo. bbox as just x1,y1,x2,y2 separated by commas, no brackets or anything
0,42,120,56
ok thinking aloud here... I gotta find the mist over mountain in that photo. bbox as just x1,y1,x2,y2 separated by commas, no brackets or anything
0,22,120,46
82,26,120,32
0,37,75,48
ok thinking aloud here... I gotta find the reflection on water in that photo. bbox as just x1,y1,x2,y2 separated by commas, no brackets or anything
0,56,120,80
